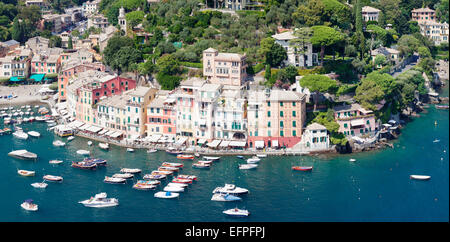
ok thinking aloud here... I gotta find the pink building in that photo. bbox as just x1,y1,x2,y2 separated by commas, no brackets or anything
202,48,247,87
333,103,377,137
412,7,436,24
146,90,177,141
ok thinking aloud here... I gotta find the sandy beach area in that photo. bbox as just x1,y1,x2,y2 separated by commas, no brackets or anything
0,84,50,106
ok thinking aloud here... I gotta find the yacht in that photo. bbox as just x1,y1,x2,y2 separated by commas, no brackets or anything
27,131,41,138
79,193,119,208
21,199,38,211
99,143,109,150
212,184,249,195
211,193,242,202
223,208,250,217
52,140,66,147
8,150,37,160
13,131,28,140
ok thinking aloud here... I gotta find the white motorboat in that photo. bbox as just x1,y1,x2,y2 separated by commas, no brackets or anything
213,184,249,195
112,173,134,179
127,148,134,152
239,164,258,170
349,158,356,162
410,175,431,180
166,182,188,188
31,182,48,189
53,140,66,147
433,139,440,143
198,160,213,165
13,131,28,140
203,156,220,161
76,150,90,156
147,149,157,153
67,136,75,141
87,141,93,146
120,168,141,174
99,143,109,150
154,191,179,199
27,131,40,138
211,193,242,202
21,199,38,211
8,150,37,160
104,176,126,184
223,208,250,217
256,154,267,158
246,156,260,164
143,174,167,180
18,170,35,177
152,170,173,176
43,175,63,182
163,186,185,192
79,193,119,208
49,160,63,164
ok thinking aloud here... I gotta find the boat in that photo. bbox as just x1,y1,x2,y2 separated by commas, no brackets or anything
67,136,75,141
120,168,141,174
8,150,37,160
239,164,258,170
246,156,261,164
292,166,313,171
177,154,195,160
71,161,97,170
21,199,38,211
127,148,134,152
133,180,158,190
49,160,63,164
256,154,267,158
194,153,200,157
143,174,166,180
192,162,210,169
86,158,107,166
112,173,134,179
172,178,193,184
212,184,249,195
31,182,48,189
154,191,179,199
151,170,173,176
349,159,356,162
79,193,119,208
43,175,63,182
27,131,40,138
18,170,35,177
410,175,431,180
166,148,183,155
433,139,440,143
211,193,242,202
198,160,213,165
203,156,220,161
166,182,189,188
99,143,109,150
76,150,90,156
163,186,184,192
177,175,197,181
223,208,250,217
237,155,244,159
52,140,66,147
158,166,179,172
161,162,184,168
104,176,126,184
436,104,449,110
13,131,28,140
87,141,93,146
147,149,157,153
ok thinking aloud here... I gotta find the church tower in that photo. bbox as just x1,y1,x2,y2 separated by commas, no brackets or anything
118,7,127,33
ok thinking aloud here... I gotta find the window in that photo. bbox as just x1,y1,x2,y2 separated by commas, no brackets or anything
292,102,296,106
267,111,271,117
268,121,271,127
292,121,296,127
280,111,284,117
292,111,296,117
280,121,284,127
280,130,284,137
344,123,348,128
293,130,297,136
280,102,283,107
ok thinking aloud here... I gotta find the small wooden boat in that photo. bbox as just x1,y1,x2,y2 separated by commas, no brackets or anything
112,173,134,179
120,168,141,174
133,180,158,190
143,174,166,180
198,160,213,165
176,175,197,181
18,170,35,177
239,164,258,170
410,175,431,180
147,149,157,153
177,154,195,160
166,149,183,155
158,166,179,172
104,176,126,184
161,162,183,168
127,148,134,152
49,160,63,164
192,162,210,169
71,161,97,170
203,156,220,161
172,178,193,184
223,208,250,217
43,175,63,182
151,170,173,176
292,166,313,171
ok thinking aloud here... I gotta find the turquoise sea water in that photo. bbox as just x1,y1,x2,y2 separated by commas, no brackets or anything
0,97,448,222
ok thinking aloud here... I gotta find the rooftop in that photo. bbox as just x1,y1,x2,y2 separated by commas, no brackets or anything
362,6,381,12
306,122,327,131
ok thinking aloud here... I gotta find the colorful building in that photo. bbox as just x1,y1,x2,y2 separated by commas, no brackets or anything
202,48,247,87
146,90,177,142
411,7,436,24
333,103,377,137
125,86,158,139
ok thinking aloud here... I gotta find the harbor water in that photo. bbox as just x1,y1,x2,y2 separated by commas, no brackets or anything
0,101,448,222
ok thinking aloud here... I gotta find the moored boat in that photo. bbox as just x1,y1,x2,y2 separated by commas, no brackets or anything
177,154,195,160
163,186,184,192
87,141,93,146
76,150,90,156
166,148,182,155
223,208,250,217
166,182,188,188
158,166,179,172
79,193,119,208
99,143,109,150
52,140,66,147
67,136,75,141
151,170,173,176
198,160,213,165
246,156,260,164
43,175,63,182
147,149,157,153
292,166,313,171
436,104,449,110
49,160,63,164
13,131,28,140
212,184,249,195
256,154,267,158
176,175,197,181
71,161,97,170
127,148,134,152
112,173,134,179
410,175,431,180
31,182,48,189
21,199,38,211
18,169,35,177
192,162,210,169
172,178,193,184
203,156,220,161
161,162,183,168
27,131,40,138
8,149,37,160
211,193,242,202
120,168,141,174
143,174,166,180
133,180,158,190
154,191,179,199
104,176,126,184
239,164,258,170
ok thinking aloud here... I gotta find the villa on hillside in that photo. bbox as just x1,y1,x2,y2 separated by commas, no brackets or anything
333,103,377,137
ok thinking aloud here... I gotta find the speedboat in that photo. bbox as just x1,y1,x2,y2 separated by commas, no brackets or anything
349,159,356,162
192,162,210,169
87,141,93,146
176,175,197,181
49,160,63,164
410,175,431,180
87,158,107,166
147,149,157,153
158,166,179,172
256,154,267,158
433,139,440,143
203,156,220,161
247,156,260,164
112,173,134,179
13,131,28,140
127,148,134,152
151,170,173,176
79,193,119,208
166,148,182,155
161,162,183,168
18,170,35,177
239,164,258,170
212,184,249,195
133,180,158,190
166,182,189,188
8,150,37,160
43,175,63,182
223,208,250,217
154,191,179,199
53,140,66,147
237,155,244,159
198,160,213,165
292,166,313,171
31,182,48,189
99,143,109,150
104,176,126,184
27,131,40,138
120,168,141,174
211,193,242,202
67,136,75,141
143,174,166,180
21,199,38,211
177,154,195,160
76,150,90,156
163,185,184,192
172,178,192,184
71,161,97,170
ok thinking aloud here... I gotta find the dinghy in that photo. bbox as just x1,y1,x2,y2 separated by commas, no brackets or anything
223,208,250,217
18,170,35,177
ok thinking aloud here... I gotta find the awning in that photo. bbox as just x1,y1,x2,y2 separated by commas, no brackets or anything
68,120,84,128
255,140,265,148
148,134,162,142
105,130,116,136
272,140,279,147
219,140,230,147
197,138,207,145
207,139,221,148
229,141,246,147
30,74,45,82
175,137,188,145
98,129,108,135
9,76,25,82
110,131,123,138
87,126,102,133
350,119,365,127
79,124,91,131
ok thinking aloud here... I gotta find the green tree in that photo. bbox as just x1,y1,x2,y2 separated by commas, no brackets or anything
68,36,73,49
290,27,313,66
293,0,325,26
300,74,338,111
311,25,345,65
